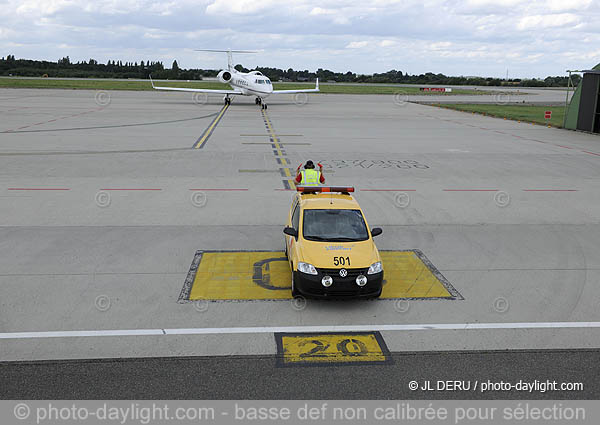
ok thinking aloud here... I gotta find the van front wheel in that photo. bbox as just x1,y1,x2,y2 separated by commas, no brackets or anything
291,272,300,297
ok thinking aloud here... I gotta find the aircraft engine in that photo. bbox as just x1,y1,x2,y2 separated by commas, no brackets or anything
217,70,232,83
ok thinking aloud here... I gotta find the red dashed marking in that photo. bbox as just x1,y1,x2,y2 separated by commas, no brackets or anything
557,145,574,149
360,189,417,192
100,188,162,191
583,151,600,157
189,188,249,191
523,189,578,192
443,189,498,192
8,188,70,191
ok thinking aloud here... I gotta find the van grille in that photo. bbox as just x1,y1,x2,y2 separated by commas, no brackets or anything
319,268,369,278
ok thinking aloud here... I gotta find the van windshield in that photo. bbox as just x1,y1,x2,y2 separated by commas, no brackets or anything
302,209,369,242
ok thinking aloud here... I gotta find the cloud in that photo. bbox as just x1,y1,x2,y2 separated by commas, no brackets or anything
379,40,397,47
346,41,369,49
15,0,73,16
466,0,526,6
546,0,592,12
310,7,335,16
0,27,17,40
0,0,599,77
517,13,579,30
429,41,452,50
309,7,350,24
206,0,279,15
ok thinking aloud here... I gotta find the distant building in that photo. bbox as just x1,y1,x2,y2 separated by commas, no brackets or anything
564,62,600,133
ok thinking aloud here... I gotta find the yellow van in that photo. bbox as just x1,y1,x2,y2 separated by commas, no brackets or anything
283,186,383,298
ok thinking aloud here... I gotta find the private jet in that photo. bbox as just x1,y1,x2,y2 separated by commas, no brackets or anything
150,49,319,109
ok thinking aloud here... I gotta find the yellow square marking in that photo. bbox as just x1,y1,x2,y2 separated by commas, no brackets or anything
379,251,452,298
184,250,458,301
277,332,389,365
189,252,292,300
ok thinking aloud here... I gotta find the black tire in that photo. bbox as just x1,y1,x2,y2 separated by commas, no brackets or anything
291,272,300,297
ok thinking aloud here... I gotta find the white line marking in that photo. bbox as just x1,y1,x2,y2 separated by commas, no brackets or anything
1,322,600,340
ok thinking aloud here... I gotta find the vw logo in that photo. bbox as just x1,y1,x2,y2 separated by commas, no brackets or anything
339,269,348,277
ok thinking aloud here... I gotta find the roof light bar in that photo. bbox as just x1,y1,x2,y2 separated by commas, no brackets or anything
296,186,355,193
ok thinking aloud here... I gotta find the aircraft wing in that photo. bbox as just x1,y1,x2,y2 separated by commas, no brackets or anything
272,78,319,94
150,76,242,95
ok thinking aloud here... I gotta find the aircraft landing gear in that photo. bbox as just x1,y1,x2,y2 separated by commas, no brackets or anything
224,96,231,105
255,97,262,105
261,102,268,110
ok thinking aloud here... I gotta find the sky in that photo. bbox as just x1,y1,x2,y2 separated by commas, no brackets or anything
0,0,599,78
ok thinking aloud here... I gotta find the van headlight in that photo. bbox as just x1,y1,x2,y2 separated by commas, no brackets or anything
367,262,382,275
297,262,318,275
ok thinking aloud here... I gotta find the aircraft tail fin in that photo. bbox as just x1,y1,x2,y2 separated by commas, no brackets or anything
227,50,233,70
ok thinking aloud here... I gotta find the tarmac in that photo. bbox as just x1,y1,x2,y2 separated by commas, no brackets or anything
0,87,599,397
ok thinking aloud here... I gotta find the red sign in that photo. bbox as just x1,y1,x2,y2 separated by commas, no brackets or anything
420,87,448,92
544,111,552,119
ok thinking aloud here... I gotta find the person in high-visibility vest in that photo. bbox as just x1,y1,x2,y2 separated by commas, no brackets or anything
295,160,325,186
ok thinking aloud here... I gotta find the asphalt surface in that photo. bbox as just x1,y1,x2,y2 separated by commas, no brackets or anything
2,349,598,399
0,88,599,399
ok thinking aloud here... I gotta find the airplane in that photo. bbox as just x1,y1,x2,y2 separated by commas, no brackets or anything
150,49,319,109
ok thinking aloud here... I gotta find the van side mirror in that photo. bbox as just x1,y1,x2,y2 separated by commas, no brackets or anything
371,228,383,237
283,227,298,238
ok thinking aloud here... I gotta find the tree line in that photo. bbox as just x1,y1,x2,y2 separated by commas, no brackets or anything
0,55,580,87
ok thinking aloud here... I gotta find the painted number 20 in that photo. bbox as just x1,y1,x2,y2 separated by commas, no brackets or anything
299,339,368,358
